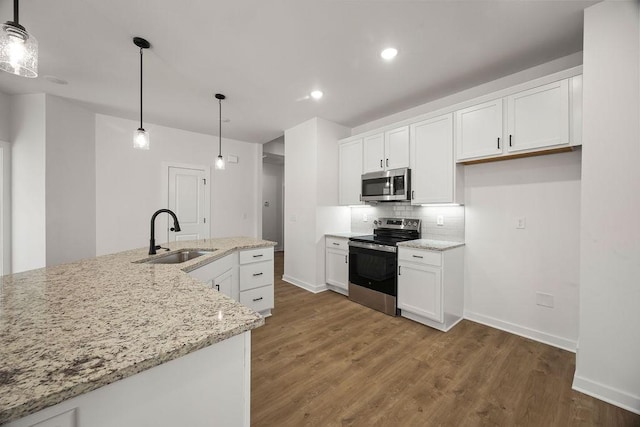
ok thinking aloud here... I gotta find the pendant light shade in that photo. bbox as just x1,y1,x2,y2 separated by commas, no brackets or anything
215,93,226,170
0,0,38,78
133,37,150,150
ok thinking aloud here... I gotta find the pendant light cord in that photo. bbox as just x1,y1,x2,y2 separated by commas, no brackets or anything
139,47,143,129
218,98,222,155
14,0,19,24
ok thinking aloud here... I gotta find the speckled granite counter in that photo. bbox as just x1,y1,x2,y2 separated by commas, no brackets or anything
397,239,465,251
325,232,367,239
0,237,276,425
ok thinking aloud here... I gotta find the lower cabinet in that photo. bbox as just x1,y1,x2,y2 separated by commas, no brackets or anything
397,246,464,332
239,247,275,317
325,236,349,295
187,253,238,299
187,247,275,317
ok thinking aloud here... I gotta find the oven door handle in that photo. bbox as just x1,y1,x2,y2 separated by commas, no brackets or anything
348,240,397,253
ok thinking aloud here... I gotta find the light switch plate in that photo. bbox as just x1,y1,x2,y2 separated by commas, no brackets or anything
436,215,444,226
516,217,526,229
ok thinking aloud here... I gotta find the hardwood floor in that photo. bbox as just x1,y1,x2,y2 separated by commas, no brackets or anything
251,252,639,426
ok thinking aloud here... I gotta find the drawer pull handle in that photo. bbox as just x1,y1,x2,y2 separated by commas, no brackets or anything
253,254,264,258
398,266,402,276
253,272,263,277
253,297,263,302
345,255,348,264
412,255,424,259
333,242,340,246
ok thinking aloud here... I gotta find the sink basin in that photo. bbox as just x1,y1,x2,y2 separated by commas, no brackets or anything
143,249,216,264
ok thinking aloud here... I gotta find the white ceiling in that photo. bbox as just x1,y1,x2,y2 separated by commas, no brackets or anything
0,0,596,143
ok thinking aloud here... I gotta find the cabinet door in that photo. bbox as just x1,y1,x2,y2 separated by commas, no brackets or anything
325,248,348,291
362,133,385,173
455,99,503,161
506,80,569,153
338,139,363,205
410,114,454,204
397,262,443,323
213,269,233,298
385,126,410,170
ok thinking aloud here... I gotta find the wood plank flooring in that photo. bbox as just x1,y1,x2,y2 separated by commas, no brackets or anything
251,252,639,426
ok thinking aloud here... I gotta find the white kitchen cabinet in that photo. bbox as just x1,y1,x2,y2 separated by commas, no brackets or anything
239,247,274,317
213,268,234,298
397,246,464,332
362,133,385,173
456,76,581,163
338,138,363,205
410,113,464,204
325,236,349,295
187,253,238,300
455,98,503,161
506,79,569,153
362,126,409,173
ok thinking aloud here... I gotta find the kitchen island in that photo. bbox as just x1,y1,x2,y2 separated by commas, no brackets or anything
0,237,275,426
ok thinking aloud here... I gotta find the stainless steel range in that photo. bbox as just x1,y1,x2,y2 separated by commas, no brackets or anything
348,217,421,316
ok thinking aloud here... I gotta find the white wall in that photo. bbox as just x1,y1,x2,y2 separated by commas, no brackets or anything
574,1,640,414
0,91,10,141
96,114,259,255
45,96,96,266
283,117,350,291
10,94,46,273
464,152,581,351
262,161,284,251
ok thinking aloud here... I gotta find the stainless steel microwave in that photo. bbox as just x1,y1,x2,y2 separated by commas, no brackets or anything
361,168,411,202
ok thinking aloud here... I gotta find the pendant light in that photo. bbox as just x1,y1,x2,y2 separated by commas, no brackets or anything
133,37,150,150
0,0,38,78
215,93,226,170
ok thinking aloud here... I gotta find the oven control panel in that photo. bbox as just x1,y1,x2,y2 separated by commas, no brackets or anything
376,217,421,231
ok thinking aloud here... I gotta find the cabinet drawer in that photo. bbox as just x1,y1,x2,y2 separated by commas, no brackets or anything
326,236,349,250
240,260,274,291
239,247,273,264
398,247,441,267
240,285,274,313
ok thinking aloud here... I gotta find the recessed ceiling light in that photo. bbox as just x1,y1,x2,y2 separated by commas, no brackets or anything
380,47,398,60
310,90,323,100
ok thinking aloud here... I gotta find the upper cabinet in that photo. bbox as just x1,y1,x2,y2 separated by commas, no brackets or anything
338,138,364,206
362,126,409,173
455,99,503,161
410,114,463,204
456,77,581,163
506,79,569,153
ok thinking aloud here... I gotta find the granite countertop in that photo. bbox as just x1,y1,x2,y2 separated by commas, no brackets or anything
397,239,465,251
0,237,276,425
325,232,368,238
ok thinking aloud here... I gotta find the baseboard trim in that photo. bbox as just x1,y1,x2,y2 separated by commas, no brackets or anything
281,275,327,294
573,374,640,415
464,311,577,352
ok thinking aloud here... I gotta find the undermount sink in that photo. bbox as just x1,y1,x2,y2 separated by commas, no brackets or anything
143,249,216,264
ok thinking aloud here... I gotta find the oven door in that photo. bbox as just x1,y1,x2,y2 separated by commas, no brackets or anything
348,242,397,296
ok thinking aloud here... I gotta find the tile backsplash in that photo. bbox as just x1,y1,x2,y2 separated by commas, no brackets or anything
350,203,465,242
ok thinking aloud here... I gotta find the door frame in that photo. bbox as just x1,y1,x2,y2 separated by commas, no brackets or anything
161,162,211,242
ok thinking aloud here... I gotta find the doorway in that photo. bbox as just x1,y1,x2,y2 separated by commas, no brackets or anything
262,153,284,251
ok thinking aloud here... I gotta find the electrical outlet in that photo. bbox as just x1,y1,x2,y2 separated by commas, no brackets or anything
516,217,526,229
363,213,368,222
536,292,554,308
436,215,444,226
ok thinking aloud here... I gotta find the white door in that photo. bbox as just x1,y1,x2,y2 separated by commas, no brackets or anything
455,98,503,161
168,166,209,242
410,114,454,204
213,269,234,298
325,248,348,291
384,126,410,170
398,262,443,323
362,133,385,173
506,80,570,153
